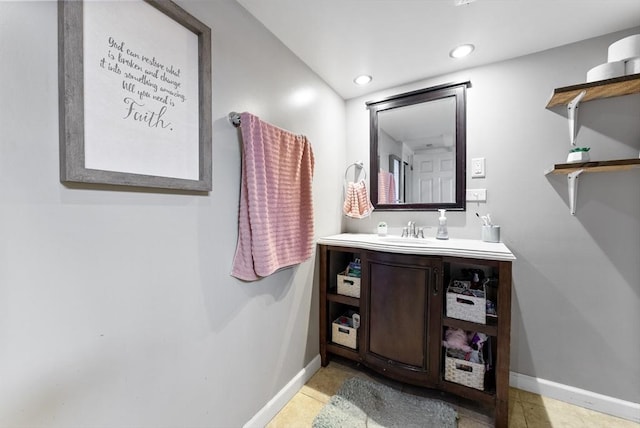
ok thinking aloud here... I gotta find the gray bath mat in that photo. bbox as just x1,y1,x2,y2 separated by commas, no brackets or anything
312,376,458,428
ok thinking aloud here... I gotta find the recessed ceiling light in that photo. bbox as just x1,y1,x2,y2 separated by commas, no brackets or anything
449,44,475,59
353,74,372,85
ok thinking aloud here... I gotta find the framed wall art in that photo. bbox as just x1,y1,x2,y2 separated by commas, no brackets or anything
58,0,212,191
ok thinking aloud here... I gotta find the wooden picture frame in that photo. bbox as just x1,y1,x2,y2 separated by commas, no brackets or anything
58,0,212,191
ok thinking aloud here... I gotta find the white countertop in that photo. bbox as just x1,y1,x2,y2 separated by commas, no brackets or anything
317,233,516,261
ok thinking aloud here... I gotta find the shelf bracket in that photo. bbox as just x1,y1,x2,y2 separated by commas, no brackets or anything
567,90,586,146
567,169,584,215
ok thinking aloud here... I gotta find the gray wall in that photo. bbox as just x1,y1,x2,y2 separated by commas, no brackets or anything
1,1,638,425
345,28,640,403
0,1,345,427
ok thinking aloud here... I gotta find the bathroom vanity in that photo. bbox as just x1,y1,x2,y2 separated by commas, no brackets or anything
317,233,516,428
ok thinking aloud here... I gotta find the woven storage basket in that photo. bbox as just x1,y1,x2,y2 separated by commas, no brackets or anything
332,312,358,349
337,271,361,298
446,280,486,324
444,351,485,390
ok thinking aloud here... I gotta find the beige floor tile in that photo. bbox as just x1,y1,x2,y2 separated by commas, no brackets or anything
517,388,544,405
544,410,591,428
453,403,493,425
457,415,492,427
266,392,325,428
520,401,554,428
535,397,588,425
509,387,520,404
516,389,639,428
521,400,593,428
299,361,363,403
579,407,640,428
521,392,577,414
509,399,528,428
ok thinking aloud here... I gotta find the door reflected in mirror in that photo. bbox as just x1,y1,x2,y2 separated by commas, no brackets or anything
367,81,469,211
380,97,456,204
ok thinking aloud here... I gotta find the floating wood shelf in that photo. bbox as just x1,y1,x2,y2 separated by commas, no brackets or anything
545,158,640,175
546,74,640,108
545,74,640,215
545,158,640,215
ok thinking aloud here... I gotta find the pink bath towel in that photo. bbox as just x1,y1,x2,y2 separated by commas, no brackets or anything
231,112,315,281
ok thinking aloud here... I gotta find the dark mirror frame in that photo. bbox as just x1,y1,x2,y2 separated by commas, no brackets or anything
367,81,470,211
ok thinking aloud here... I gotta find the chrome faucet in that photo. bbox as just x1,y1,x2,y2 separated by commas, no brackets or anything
401,221,413,237
401,221,424,238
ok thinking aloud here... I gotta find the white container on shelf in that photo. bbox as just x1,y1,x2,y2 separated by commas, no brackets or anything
586,61,625,82
567,151,590,163
608,34,640,62
625,57,640,75
482,225,501,243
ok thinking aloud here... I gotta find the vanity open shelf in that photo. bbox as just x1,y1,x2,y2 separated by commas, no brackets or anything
443,316,498,336
318,234,515,428
326,292,359,307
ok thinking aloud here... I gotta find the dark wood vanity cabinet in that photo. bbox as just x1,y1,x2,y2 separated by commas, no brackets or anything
361,251,442,385
318,242,513,428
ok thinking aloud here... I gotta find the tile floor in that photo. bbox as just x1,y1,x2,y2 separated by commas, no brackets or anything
267,358,639,427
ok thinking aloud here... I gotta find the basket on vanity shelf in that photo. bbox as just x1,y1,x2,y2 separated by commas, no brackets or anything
337,271,361,298
446,280,486,324
337,260,361,298
332,310,359,349
444,348,486,390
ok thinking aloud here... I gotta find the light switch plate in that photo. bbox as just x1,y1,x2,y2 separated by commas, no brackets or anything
466,189,487,202
471,157,485,178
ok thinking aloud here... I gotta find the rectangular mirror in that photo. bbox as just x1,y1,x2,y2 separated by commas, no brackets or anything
367,81,470,210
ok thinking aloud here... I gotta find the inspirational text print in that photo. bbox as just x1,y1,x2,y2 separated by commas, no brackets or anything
99,36,189,131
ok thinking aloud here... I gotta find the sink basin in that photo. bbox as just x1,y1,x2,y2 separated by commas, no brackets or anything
379,236,431,246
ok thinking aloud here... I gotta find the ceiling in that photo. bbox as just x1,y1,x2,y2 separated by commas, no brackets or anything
236,0,640,100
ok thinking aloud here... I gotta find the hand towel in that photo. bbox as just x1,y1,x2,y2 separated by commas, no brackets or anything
231,112,315,281
343,179,374,218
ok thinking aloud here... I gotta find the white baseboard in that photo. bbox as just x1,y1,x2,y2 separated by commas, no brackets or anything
510,371,640,423
243,355,322,428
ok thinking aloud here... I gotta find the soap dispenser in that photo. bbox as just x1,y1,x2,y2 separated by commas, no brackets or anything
436,209,449,240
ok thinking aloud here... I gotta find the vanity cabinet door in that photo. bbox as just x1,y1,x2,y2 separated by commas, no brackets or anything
361,251,442,384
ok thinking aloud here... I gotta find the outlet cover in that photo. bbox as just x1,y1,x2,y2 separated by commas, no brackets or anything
471,157,485,178
466,189,487,202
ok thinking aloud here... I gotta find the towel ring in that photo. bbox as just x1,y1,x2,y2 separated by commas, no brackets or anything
344,161,366,181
